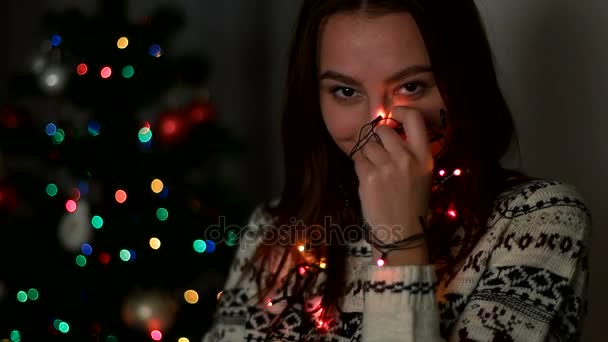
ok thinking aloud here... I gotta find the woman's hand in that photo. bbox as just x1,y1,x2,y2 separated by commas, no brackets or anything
351,107,433,246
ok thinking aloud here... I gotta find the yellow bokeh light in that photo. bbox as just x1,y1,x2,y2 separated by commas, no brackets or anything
117,37,129,49
184,290,199,304
178,338,190,342
151,179,164,194
298,245,305,252
149,237,161,250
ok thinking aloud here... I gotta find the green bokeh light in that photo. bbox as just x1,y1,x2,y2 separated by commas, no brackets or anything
91,215,104,229
107,336,118,342
193,239,206,253
27,288,39,300
122,65,135,78
16,291,27,302
138,127,152,143
10,330,21,342
119,249,131,262
76,255,87,267
52,129,65,144
46,183,58,196
58,321,70,333
156,208,168,221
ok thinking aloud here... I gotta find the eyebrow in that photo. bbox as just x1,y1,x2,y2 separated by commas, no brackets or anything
318,65,432,87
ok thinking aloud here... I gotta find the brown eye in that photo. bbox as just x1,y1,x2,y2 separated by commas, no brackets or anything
396,81,426,96
331,86,361,99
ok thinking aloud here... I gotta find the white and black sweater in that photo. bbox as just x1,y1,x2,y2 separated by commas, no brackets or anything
202,179,592,341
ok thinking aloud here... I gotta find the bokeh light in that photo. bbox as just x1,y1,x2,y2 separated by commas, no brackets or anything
27,288,39,300
184,290,199,304
88,120,101,136
92,215,104,229
45,123,57,136
65,199,77,213
149,237,161,250
101,66,112,79
76,255,87,267
46,183,58,197
81,243,93,256
99,252,111,265
107,336,118,342
58,321,70,333
150,330,162,341
119,249,131,262
117,37,129,49
10,330,21,342
156,208,168,221
122,65,134,78
149,44,162,57
17,291,27,302
150,179,163,194
52,129,65,144
51,34,62,47
138,127,152,143
178,338,189,342
205,240,216,253
77,63,88,76
115,190,127,204
193,240,206,253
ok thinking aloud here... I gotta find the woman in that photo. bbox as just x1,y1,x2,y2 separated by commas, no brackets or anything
203,0,591,341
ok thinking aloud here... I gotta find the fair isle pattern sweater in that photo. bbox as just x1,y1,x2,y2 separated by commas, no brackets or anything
202,179,591,341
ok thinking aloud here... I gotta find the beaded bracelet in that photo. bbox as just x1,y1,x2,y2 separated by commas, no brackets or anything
364,216,427,267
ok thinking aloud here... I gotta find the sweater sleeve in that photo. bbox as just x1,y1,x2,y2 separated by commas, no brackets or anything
448,181,591,341
362,264,444,341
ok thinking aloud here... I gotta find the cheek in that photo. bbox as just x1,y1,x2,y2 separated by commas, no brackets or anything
320,99,362,152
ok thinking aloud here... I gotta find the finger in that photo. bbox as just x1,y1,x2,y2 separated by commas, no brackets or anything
388,107,432,165
360,138,392,166
352,150,374,177
373,124,412,163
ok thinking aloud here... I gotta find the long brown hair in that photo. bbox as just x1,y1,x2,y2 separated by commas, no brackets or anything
247,0,530,335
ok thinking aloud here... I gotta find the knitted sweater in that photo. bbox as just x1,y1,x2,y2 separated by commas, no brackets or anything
202,179,592,341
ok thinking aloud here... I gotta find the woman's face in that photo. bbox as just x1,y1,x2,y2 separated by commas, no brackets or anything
318,12,446,156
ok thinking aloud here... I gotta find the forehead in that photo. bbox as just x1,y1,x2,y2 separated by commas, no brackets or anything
318,12,429,76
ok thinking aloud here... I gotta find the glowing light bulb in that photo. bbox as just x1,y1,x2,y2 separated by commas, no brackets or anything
447,209,457,218
149,237,161,250
65,199,77,213
117,37,129,49
376,258,385,267
453,169,462,176
319,262,327,269
298,245,305,252
77,63,88,76
184,290,199,304
151,179,164,193
438,169,446,176
266,300,273,307
100,66,112,79
115,189,127,203
150,330,162,341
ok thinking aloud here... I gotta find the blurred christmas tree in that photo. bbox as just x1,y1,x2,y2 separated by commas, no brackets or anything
0,1,252,341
